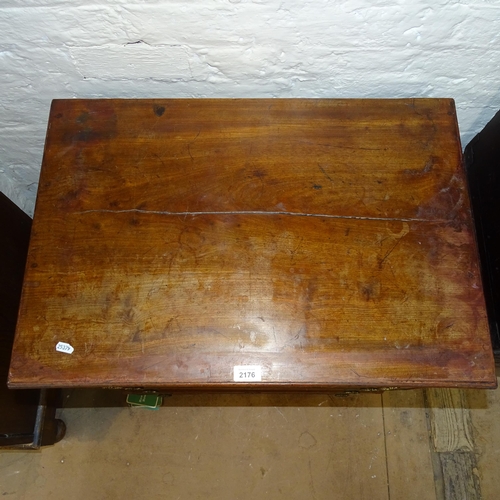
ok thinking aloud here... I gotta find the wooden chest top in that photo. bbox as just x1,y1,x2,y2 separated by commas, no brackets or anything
8,98,496,390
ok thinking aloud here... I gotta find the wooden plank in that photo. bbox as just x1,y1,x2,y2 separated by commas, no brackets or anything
426,388,482,500
9,212,493,388
439,452,481,500
465,378,500,500
426,388,475,452
35,99,465,221
8,98,496,390
382,389,436,500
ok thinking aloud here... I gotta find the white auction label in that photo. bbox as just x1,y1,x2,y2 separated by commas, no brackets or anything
55,342,74,354
233,365,262,382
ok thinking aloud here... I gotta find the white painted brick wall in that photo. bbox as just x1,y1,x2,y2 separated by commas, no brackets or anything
1,0,499,214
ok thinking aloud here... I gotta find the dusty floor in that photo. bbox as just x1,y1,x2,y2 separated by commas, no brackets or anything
1,379,499,500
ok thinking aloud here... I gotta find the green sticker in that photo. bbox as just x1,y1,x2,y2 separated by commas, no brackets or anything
126,393,163,410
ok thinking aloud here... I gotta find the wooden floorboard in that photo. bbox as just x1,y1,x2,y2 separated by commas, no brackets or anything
439,452,481,500
465,370,500,500
382,389,436,500
426,388,484,500
426,388,475,453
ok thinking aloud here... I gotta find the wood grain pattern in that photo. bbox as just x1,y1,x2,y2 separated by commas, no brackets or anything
426,388,482,499
8,98,496,389
426,388,475,453
439,452,482,500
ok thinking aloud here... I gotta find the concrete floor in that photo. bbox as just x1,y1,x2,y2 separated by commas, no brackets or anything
1,381,499,500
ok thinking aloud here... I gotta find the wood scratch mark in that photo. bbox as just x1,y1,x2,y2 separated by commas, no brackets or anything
187,129,201,164
290,237,304,258
274,407,288,421
318,164,335,185
378,238,403,269
379,222,410,268
308,460,317,499
152,153,167,170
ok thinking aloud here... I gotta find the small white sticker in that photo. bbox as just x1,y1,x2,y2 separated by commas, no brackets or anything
233,365,262,382
56,342,74,354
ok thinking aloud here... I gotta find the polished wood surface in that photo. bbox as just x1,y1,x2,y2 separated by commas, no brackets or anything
8,98,496,389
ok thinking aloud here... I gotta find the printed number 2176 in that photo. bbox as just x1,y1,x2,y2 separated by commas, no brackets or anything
233,365,262,382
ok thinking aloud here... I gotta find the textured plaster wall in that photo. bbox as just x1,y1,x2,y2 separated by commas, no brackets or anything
1,0,499,215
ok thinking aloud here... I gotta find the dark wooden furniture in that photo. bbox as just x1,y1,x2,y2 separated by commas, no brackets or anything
8,99,497,391
465,109,500,363
0,192,64,448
